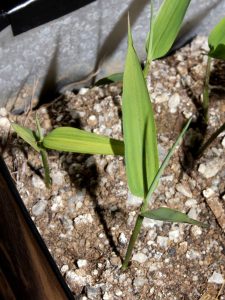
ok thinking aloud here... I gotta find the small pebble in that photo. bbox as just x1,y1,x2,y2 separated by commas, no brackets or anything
185,199,197,208
176,183,192,198
87,115,97,126
74,214,93,225
115,290,123,297
66,270,86,287
191,225,202,237
0,117,10,128
208,271,224,284
203,188,215,199
186,249,201,260
77,259,87,268
51,195,63,211
188,207,199,220
157,236,169,248
118,232,127,245
169,229,180,242
86,286,101,299
132,252,148,263
222,137,225,148
51,170,65,185
61,264,69,273
143,218,163,228
79,88,89,95
133,277,148,287
31,175,46,189
198,159,224,178
168,93,180,113
32,199,47,216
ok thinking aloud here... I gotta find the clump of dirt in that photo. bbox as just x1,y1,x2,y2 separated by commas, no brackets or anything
1,36,225,299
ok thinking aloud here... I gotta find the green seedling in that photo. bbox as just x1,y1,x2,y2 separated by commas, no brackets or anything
12,0,206,270
197,16,225,157
11,115,51,188
12,117,124,187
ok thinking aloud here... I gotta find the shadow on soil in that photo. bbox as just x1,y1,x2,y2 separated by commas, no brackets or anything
181,59,225,173
44,93,126,261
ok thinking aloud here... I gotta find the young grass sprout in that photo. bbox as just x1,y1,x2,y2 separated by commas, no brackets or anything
197,15,225,158
11,0,209,270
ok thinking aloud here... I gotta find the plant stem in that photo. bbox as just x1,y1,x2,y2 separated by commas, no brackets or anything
40,149,51,188
196,122,225,158
121,213,144,270
202,56,211,123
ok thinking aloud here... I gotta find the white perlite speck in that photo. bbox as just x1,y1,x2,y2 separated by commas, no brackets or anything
51,195,63,211
74,214,93,225
51,170,65,185
79,87,89,95
143,218,163,228
77,259,87,268
176,183,192,198
66,270,86,286
132,252,148,263
168,93,180,113
157,236,168,248
118,232,127,245
169,229,180,242
61,264,69,273
203,188,215,198
208,271,224,284
31,175,46,189
198,158,224,178
222,137,225,148
0,117,10,128
186,249,201,260
133,277,148,287
32,200,47,216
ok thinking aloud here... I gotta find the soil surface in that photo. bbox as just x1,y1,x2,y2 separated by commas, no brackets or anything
1,36,225,299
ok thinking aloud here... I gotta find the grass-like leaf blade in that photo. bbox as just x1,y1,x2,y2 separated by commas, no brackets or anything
145,118,192,204
11,123,40,152
43,127,124,156
148,0,191,61
122,19,159,198
208,16,225,60
141,207,207,227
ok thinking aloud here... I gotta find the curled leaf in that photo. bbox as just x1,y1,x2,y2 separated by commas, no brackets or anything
11,123,40,152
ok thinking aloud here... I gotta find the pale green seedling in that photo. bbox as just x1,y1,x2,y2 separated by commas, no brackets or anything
12,120,124,187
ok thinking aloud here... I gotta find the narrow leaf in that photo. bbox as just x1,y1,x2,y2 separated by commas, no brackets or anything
11,123,40,152
148,0,191,61
145,118,192,204
122,19,159,198
95,73,123,85
145,0,154,55
43,127,124,156
208,16,225,60
141,207,207,227
35,113,43,142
